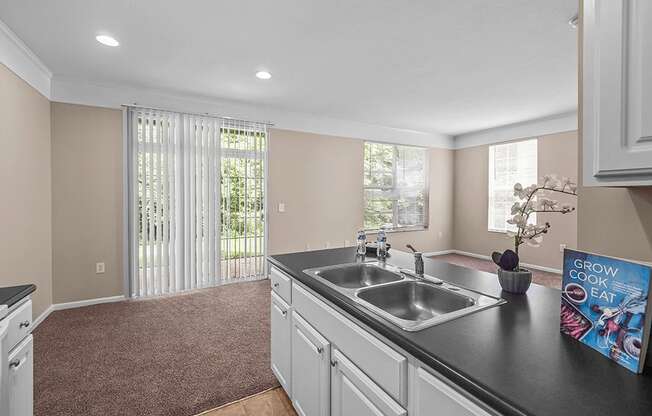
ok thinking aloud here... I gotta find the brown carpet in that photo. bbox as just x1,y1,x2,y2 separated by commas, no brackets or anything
430,253,562,289
33,280,278,416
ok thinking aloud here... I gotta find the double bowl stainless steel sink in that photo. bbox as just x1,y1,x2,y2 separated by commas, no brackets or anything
303,261,505,332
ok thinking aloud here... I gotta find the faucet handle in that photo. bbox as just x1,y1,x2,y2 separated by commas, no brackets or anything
406,244,417,253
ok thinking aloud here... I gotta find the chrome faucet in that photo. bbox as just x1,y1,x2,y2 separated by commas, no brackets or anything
406,244,424,276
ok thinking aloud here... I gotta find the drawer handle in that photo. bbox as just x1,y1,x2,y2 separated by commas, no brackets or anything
19,321,31,329
273,282,280,288
9,358,24,371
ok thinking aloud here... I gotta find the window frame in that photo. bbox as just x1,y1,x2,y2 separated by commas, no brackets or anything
363,140,430,233
487,138,538,234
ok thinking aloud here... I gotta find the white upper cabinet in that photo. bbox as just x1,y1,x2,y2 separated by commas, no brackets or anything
583,0,652,186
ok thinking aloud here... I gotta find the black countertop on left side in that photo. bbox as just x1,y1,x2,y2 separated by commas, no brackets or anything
268,247,652,416
0,284,36,308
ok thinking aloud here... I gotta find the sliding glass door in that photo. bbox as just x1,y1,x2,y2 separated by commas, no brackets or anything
220,122,266,280
128,108,267,298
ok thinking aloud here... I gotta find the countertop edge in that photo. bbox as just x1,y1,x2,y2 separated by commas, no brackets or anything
1,284,37,309
267,256,529,416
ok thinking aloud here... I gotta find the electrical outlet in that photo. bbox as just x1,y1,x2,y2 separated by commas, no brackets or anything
278,202,285,213
344,240,351,247
438,231,443,239
96,262,105,274
559,244,567,253
305,243,311,251
325,241,331,248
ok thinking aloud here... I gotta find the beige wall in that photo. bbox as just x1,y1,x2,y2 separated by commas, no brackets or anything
577,188,652,262
0,64,52,319
51,103,124,303
453,131,579,270
267,128,454,255
267,129,364,254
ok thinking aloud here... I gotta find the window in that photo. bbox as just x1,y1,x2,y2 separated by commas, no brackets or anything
364,142,428,231
488,139,537,232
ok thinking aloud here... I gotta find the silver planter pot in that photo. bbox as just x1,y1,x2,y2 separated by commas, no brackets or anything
497,268,532,294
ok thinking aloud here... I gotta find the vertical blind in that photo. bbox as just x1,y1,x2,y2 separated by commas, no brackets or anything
128,108,267,298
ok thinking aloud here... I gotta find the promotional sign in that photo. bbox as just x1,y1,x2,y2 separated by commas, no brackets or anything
560,249,652,373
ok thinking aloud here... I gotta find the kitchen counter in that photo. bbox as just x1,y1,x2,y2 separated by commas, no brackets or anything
268,247,652,416
0,284,36,310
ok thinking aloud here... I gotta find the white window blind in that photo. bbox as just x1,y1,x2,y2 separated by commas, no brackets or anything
364,142,428,231
488,139,538,232
127,108,267,298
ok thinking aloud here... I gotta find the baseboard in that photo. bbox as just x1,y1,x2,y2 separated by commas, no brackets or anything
53,295,126,311
422,249,454,257
33,304,54,329
32,295,126,329
429,249,562,274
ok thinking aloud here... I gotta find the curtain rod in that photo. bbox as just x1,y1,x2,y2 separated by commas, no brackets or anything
121,104,275,127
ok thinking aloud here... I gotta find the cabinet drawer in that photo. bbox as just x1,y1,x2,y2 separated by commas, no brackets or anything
5,299,32,352
332,348,406,416
292,283,407,406
413,366,493,416
270,267,292,303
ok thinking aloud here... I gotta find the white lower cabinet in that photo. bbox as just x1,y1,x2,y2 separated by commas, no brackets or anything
331,348,406,416
271,291,292,394
7,335,34,416
269,269,498,416
291,312,330,416
412,366,492,416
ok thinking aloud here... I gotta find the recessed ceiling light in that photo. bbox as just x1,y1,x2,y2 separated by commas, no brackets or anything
96,35,120,47
255,71,272,80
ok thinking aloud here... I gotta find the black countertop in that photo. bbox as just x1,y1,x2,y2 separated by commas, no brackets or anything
268,247,652,416
0,284,36,309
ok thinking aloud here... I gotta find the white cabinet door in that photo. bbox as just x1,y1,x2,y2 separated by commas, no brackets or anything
0,320,9,416
8,335,33,416
583,0,652,186
331,348,406,416
412,366,491,416
291,312,330,416
271,291,292,396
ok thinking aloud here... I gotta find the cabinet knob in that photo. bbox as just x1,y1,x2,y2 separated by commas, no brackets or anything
330,360,338,367
273,282,280,288
317,346,324,354
281,310,287,317
19,320,30,329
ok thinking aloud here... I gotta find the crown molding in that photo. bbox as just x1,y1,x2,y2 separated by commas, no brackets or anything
453,111,578,149
51,76,454,149
0,18,52,98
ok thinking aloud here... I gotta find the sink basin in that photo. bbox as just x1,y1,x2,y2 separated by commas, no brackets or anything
311,263,403,289
356,281,475,321
303,261,505,331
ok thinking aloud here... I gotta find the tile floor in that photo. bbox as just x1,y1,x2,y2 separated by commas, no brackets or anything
199,388,296,416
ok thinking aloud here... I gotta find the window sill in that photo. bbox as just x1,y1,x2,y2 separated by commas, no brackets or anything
366,226,428,234
488,228,514,234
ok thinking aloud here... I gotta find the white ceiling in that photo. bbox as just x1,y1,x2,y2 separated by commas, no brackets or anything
0,0,577,137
